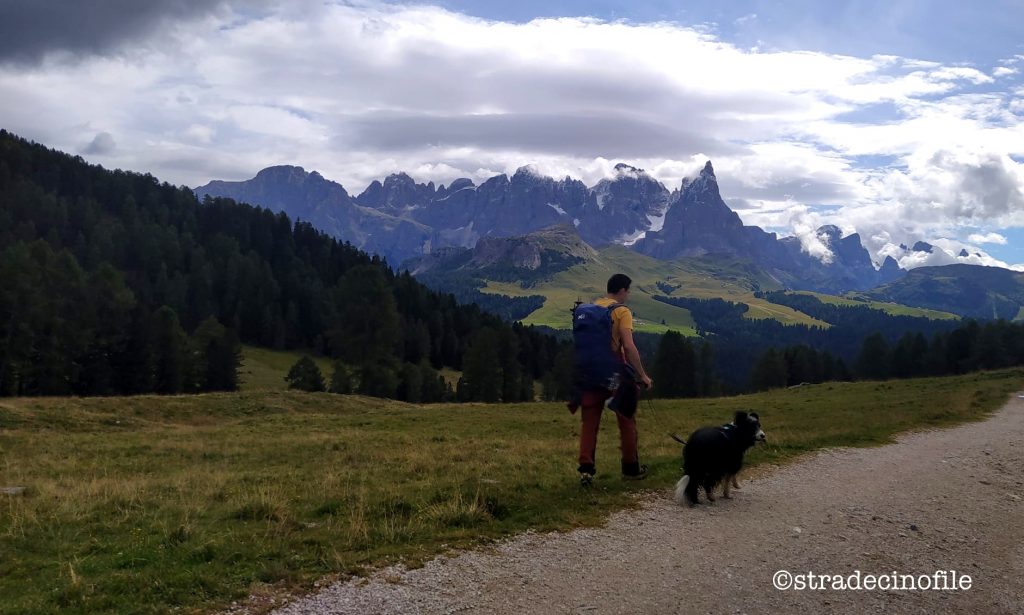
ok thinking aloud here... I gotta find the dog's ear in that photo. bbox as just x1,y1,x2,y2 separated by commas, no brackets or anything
733,410,748,424
749,412,759,421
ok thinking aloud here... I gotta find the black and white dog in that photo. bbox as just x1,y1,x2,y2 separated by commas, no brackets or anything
672,411,766,507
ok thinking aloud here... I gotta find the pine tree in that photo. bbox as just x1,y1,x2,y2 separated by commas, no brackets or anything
497,328,522,402
397,362,423,403
461,327,502,402
328,265,401,366
750,348,787,391
856,332,892,380
652,331,697,398
541,347,574,401
192,316,240,392
357,360,398,398
285,355,325,392
697,341,718,397
329,361,352,394
153,306,190,394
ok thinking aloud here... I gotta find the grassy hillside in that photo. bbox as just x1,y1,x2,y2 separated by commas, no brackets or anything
792,291,960,320
1,369,1021,614
240,346,335,391
856,264,1024,320
482,245,828,334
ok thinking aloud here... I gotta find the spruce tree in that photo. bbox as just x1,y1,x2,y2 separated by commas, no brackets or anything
329,361,352,394
652,331,697,398
285,355,325,392
750,348,787,391
856,332,891,380
461,327,502,402
153,306,190,394
357,360,398,398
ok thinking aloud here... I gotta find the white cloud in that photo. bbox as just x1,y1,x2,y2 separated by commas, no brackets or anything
967,232,1008,244
734,13,758,26
0,2,1021,269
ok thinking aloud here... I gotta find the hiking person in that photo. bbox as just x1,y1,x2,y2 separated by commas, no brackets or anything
570,273,653,485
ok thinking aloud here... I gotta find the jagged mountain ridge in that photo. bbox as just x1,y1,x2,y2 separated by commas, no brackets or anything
196,161,901,293
407,224,598,278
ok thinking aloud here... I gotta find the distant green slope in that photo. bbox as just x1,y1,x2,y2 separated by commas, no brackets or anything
482,245,829,333
792,291,959,320
856,264,1024,320
240,346,334,391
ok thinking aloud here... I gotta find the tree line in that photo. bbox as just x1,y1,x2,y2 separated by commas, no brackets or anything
654,294,961,391
0,130,567,399
749,318,1024,390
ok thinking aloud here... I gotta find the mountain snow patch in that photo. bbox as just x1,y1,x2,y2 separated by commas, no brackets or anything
646,209,668,233
619,228,648,246
547,202,568,216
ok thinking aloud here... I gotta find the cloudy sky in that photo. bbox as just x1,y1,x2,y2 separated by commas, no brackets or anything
2,0,1023,270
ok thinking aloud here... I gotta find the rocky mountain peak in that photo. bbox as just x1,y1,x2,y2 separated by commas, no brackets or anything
912,241,935,254
817,225,843,244
446,178,476,192
253,165,310,183
613,162,646,176
480,173,510,189
385,172,415,189
513,164,549,181
684,160,720,201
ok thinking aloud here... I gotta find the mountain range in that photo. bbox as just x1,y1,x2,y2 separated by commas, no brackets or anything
195,161,904,294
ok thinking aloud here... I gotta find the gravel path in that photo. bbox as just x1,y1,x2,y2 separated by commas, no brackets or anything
272,394,1024,614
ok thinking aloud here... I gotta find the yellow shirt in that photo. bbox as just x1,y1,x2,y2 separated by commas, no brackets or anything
594,297,633,357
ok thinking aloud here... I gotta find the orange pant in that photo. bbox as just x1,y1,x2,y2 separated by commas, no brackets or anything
577,388,639,471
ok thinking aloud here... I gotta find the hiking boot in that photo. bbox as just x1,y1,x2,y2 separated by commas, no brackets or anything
578,463,596,487
622,463,649,481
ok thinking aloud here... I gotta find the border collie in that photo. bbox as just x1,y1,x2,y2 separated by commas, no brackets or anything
673,411,766,506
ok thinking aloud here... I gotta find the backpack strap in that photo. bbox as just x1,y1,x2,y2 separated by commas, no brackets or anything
606,302,630,315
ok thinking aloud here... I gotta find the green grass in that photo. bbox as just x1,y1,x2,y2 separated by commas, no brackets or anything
481,246,827,334
1,369,1021,614
818,291,960,320
240,346,334,391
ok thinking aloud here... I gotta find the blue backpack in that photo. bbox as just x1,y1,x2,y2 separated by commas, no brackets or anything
572,302,628,389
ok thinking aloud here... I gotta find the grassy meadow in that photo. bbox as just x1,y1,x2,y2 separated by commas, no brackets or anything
239,347,335,391
484,246,831,333
1,369,1022,614
798,291,960,320
478,246,962,334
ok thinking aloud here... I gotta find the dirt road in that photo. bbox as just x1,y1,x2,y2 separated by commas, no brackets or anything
273,394,1024,614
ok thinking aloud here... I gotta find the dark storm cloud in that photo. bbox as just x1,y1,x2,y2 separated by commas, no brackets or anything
340,112,744,159
0,0,226,64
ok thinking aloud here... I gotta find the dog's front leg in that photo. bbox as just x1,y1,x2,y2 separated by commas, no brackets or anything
722,475,732,499
731,475,740,489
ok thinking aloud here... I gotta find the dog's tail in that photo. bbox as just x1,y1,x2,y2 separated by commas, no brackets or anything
673,475,689,506
669,432,686,445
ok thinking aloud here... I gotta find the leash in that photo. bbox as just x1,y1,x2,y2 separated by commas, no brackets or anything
640,389,685,444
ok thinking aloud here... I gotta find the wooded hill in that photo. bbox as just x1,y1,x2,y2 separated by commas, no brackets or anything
0,131,564,399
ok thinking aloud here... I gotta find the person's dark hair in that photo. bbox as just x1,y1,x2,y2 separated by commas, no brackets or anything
607,273,632,294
